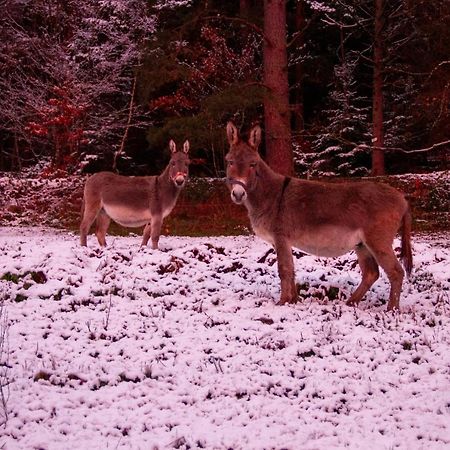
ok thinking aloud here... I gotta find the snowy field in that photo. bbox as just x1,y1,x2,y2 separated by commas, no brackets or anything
0,227,449,449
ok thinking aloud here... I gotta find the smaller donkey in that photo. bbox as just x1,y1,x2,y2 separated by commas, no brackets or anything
225,122,412,311
80,140,190,248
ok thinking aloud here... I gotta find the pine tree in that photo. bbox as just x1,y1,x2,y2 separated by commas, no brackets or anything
310,54,371,177
140,1,263,176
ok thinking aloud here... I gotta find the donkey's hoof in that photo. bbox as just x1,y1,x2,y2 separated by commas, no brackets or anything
277,296,298,306
386,303,400,312
346,298,360,307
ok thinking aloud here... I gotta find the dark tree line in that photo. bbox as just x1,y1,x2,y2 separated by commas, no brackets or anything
0,0,448,177
0,0,154,173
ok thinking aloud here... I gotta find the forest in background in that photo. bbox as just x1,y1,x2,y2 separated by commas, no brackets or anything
0,0,449,178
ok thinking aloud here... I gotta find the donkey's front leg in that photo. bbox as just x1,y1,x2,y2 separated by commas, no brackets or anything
274,236,298,305
149,215,163,250
141,222,151,247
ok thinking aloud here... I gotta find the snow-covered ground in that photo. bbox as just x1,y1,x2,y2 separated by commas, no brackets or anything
0,227,449,449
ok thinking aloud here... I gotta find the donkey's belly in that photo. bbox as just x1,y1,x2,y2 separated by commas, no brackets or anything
292,227,363,257
103,204,152,228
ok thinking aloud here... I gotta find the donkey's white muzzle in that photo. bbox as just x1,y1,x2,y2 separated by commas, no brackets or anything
174,173,187,188
231,184,247,204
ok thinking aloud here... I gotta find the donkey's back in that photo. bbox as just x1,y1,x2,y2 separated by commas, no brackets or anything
281,179,410,263
285,179,407,233
84,172,154,214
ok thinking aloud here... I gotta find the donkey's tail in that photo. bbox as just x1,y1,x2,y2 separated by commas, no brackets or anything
400,205,413,277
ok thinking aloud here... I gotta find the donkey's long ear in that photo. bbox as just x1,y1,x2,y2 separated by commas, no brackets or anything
169,140,177,153
226,122,239,145
182,140,190,154
248,125,262,150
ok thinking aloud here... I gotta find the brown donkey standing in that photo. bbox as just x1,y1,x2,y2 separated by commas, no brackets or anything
80,140,190,249
225,122,412,311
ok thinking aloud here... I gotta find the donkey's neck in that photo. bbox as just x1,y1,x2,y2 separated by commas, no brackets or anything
155,164,180,204
246,160,285,214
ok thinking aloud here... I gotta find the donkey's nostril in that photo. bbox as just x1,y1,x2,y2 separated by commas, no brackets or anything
231,185,247,204
174,175,185,186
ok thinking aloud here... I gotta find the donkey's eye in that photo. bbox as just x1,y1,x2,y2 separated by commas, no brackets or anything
227,160,234,166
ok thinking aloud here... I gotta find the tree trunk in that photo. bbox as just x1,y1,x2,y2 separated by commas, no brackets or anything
339,25,350,118
53,128,63,168
291,0,305,137
240,0,251,18
13,133,22,171
372,0,385,176
263,0,293,176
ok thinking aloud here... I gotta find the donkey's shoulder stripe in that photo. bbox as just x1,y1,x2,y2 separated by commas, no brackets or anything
281,176,291,196
277,176,291,217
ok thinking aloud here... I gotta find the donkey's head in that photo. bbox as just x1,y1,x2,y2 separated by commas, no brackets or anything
225,122,262,205
169,140,190,188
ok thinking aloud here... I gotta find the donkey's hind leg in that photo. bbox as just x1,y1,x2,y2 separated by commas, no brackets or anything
366,239,404,311
346,244,379,307
80,201,101,246
141,217,161,249
141,221,152,247
95,209,111,247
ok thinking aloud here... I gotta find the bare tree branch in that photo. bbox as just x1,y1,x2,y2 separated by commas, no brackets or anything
113,73,138,173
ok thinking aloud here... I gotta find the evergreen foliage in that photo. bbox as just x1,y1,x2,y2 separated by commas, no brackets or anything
309,56,371,176
140,3,264,176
